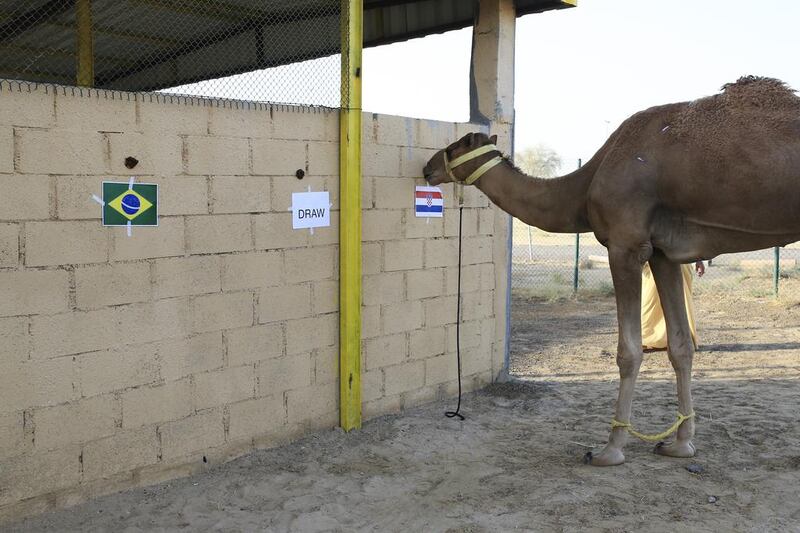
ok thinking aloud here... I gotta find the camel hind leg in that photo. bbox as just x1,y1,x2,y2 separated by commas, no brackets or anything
648,252,696,457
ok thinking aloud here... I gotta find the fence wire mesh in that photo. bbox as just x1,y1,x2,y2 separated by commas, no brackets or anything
0,0,345,108
512,220,800,304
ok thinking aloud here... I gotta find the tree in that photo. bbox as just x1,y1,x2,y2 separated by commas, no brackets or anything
515,144,562,178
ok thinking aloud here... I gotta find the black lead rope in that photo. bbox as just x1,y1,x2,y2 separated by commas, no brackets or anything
445,204,465,421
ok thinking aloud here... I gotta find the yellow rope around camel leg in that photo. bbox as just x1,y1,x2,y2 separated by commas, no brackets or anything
611,412,695,443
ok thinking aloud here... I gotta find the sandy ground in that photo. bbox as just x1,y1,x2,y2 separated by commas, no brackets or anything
8,290,800,532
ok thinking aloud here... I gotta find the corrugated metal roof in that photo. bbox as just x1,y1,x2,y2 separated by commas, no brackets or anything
0,0,574,91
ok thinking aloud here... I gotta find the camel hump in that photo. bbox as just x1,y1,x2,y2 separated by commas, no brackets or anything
719,75,799,109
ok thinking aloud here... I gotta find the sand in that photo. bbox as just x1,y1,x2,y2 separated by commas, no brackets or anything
7,292,800,532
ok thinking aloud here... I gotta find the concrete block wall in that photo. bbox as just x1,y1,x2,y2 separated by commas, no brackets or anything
0,83,504,522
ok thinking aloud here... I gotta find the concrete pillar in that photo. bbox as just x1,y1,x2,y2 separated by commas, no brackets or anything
469,0,516,380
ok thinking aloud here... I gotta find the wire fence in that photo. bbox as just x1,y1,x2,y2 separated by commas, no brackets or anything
512,221,800,302
0,0,345,108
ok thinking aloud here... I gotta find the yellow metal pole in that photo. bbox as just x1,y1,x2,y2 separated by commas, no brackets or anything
76,0,94,87
339,0,363,431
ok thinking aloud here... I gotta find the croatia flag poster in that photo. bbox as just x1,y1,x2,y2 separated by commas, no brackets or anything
415,186,444,217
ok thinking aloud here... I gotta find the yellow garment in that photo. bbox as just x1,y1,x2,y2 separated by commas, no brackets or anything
641,263,699,350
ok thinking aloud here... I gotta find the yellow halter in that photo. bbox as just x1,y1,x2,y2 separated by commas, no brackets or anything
443,144,503,185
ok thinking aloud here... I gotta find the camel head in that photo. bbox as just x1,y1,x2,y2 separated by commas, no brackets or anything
423,132,499,186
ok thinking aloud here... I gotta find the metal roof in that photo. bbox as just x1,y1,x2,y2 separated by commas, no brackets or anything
0,0,575,92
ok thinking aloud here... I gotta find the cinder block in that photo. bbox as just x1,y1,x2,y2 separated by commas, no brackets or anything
0,223,18,267
0,175,50,220
312,279,338,315
361,305,380,339
0,447,81,507
256,353,312,395
461,290,494,322
445,264,481,296
480,262,495,292
81,427,159,480
362,113,376,144
285,314,337,354
185,136,249,175
0,270,69,317
192,291,254,333
363,144,400,177
284,246,335,283
33,395,119,450
286,382,337,426
227,395,285,442
15,128,107,174
0,316,28,363
362,369,383,402
424,296,458,328
75,262,151,310
364,334,407,370
121,379,192,429
54,176,102,220
159,332,223,382
226,324,283,366
271,175,327,210
362,209,403,241
374,114,416,146
0,87,55,128
208,105,271,138
404,208,444,239
384,240,423,271
77,344,159,397
0,127,11,173
478,207,495,235
362,242,381,275
444,208,478,238
0,358,77,412
186,214,252,254
362,176,374,209
418,120,456,149
462,186,490,208
160,408,225,460
211,176,271,214
117,298,192,345
462,236,493,265
400,147,437,178
309,210,339,247
30,307,118,359
382,300,423,334
406,268,444,301
253,213,308,250
409,327,446,360
55,91,136,132
258,284,311,323
111,217,185,261
25,221,108,267
107,132,183,177
312,346,337,385
156,176,209,216
362,272,405,306
425,353,458,386
194,365,255,411
373,178,412,209
384,361,425,396
138,98,209,135
222,251,283,291
462,347,493,377
424,237,459,268
153,255,221,299
272,108,338,141
251,138,306,175
402,384,440,409
0,412,28,460
307,141,338,176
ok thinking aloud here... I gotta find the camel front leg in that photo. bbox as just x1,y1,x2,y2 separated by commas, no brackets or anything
648,252,696,457
585,246,644,466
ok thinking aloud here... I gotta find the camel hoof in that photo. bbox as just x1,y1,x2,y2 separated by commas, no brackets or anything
583,448,625,466
654,440,696,458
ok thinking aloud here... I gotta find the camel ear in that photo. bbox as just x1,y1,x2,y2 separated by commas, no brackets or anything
489,134,498,145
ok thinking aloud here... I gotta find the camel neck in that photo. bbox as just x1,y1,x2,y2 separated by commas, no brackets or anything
472,160,593,233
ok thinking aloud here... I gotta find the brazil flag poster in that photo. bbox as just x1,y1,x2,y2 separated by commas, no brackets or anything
102,181,158,227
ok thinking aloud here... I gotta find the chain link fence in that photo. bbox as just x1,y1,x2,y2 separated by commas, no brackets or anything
512,220,800,303
0,0,346,108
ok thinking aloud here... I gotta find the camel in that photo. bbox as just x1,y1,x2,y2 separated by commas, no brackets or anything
423,76,800,466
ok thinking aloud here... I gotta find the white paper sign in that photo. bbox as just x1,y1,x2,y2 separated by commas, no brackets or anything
291,191,331,230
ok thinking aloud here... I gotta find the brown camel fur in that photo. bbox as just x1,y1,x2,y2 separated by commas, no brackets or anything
423,76,800,466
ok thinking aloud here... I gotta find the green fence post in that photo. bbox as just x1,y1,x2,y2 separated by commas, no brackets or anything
774,246,780,297
572,158,582,295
